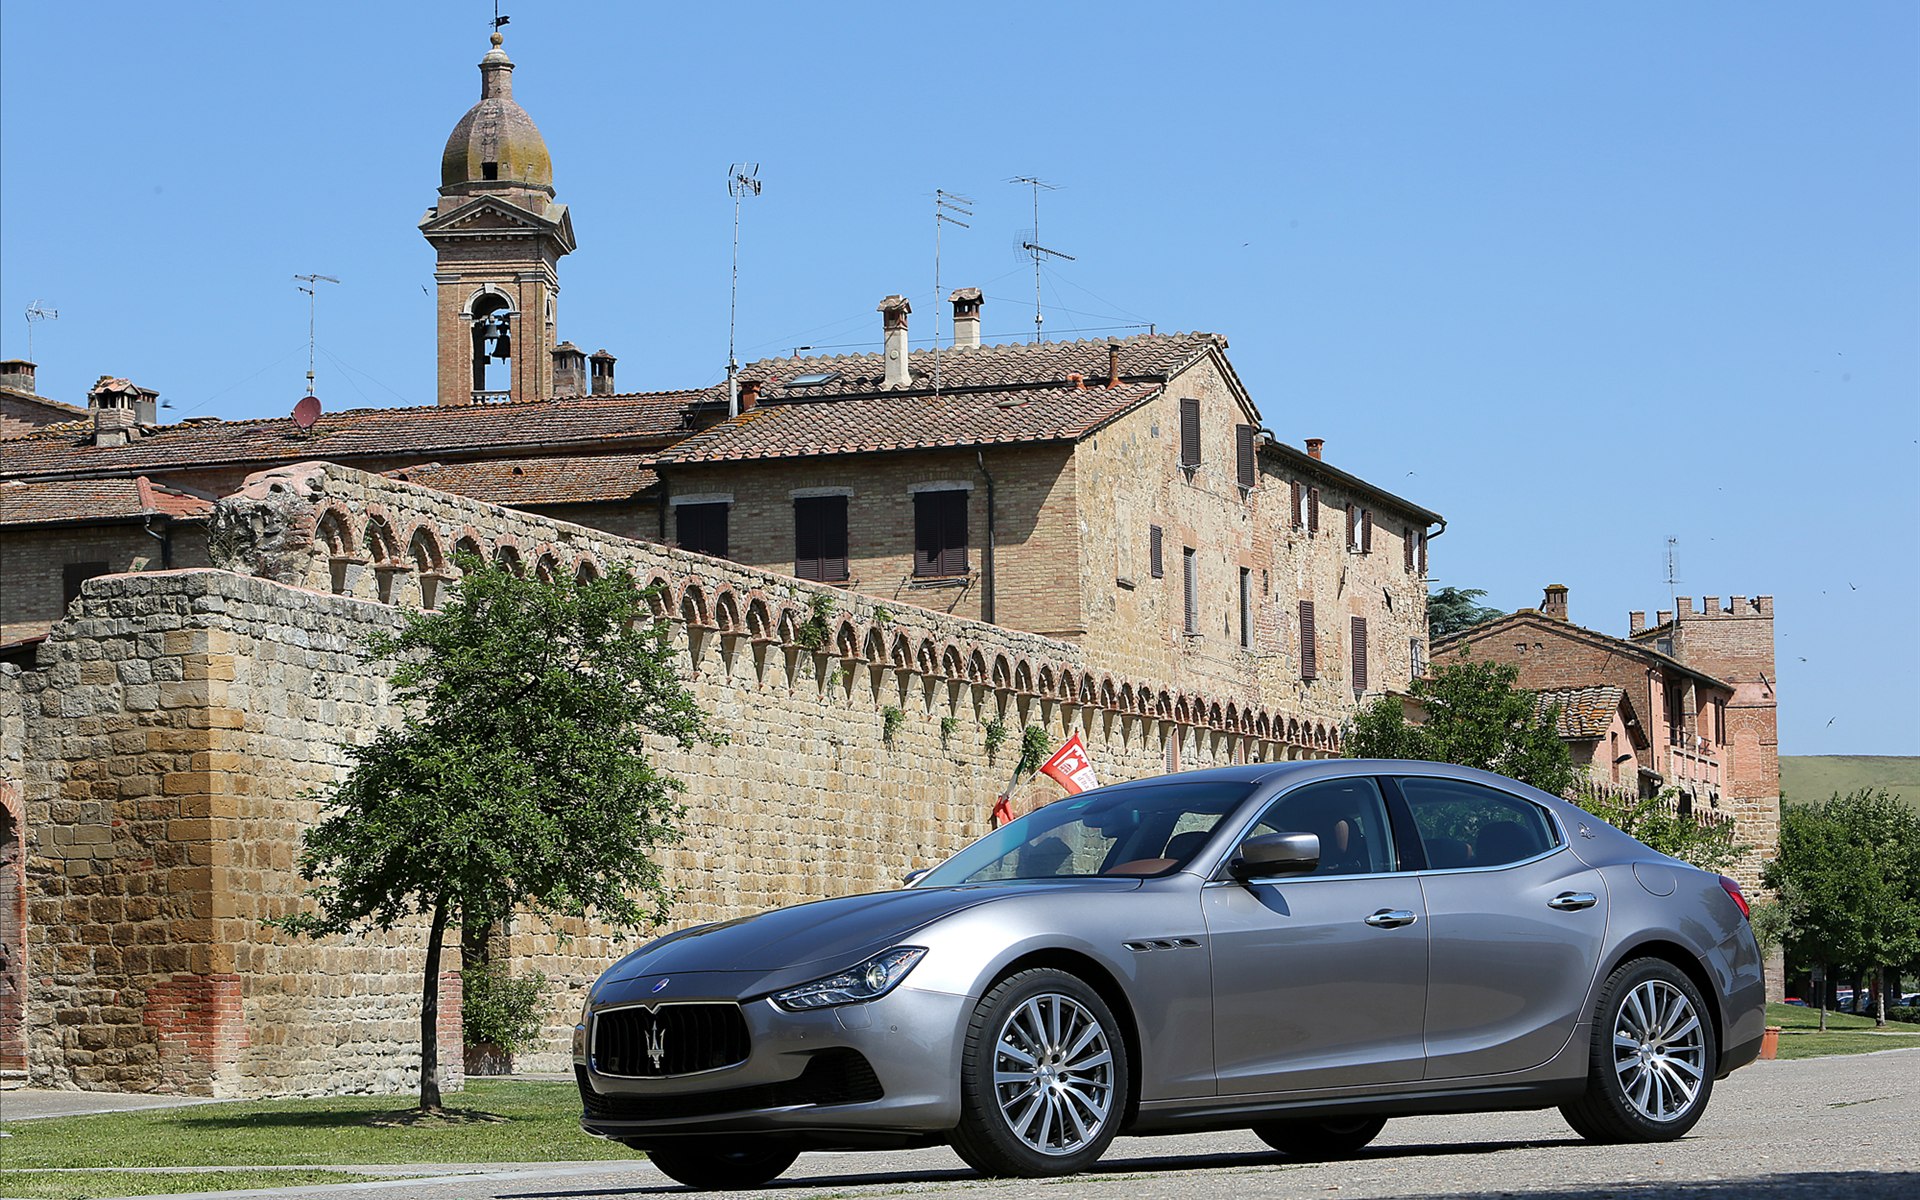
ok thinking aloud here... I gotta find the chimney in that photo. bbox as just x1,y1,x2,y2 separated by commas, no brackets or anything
87,375,158,427
589,349,616,396
738,378,762,411
949,287,982,350
1068,372,1086,390
878,295,912,388
1629,610,1647,634
1106,342,1121,388
1541,584,1569,620
0,359,35,394
551,342,587,397
92,406,137,447
1305,437,1324,461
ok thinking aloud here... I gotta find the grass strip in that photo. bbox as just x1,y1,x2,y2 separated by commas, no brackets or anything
1774,1030,1920,1061
1766,1002,1920,1033
0,1168,400,1199
0,1081,631,1170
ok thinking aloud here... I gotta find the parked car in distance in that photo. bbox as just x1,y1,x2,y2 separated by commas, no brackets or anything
1781,997,1808,1007
574,761,1768,1188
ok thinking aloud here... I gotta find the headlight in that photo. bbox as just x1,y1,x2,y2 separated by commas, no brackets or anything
770,947,927,1011
573,994,591,1058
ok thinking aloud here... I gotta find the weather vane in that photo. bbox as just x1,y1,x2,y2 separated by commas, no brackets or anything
492,0,509,34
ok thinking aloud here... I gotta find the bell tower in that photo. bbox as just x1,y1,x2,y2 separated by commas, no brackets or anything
420,31,575,406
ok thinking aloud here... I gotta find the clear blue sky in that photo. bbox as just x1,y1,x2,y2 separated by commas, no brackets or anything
3,3,1915,756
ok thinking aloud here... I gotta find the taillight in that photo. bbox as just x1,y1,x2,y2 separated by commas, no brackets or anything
1718,875,1750,919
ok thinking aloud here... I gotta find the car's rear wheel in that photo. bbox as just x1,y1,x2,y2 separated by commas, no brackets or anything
645,1141,800,1189
1561,957,1716,1143
952,968,1130,1177
1251,1115,1388,1158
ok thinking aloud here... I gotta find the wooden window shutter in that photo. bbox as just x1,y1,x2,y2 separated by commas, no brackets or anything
1347,504,1359,549
1149,524,1164,578
1182,548,1198,634
1239,568,1252,649
1404,527,1415,572
794,495,848,582
1179,398,1201,468
1291,481,1303,529
1307,488,1320,533
1298,600,1317,679
1418,529,1427,576
913,491,968,578
675,502,729,560
823,496,848,580
1351,616,1369,692
1362,509,1373,554
1235,424,1255,489
794,499,821,581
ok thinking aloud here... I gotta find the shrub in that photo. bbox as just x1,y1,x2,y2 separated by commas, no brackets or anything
462,963,549,1053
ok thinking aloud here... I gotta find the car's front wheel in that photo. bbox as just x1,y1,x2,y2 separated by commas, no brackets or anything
645,1141,800,1190
1252,1115,1388,1158
951,968,1131,1177
1561,957,1717,1143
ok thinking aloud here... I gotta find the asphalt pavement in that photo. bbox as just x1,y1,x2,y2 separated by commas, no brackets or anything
2,1047,1914,1199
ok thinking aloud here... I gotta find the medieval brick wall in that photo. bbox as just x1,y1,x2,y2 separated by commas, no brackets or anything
9,461,1341,1094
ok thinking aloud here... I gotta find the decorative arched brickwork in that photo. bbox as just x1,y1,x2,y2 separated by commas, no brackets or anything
712,587,743,634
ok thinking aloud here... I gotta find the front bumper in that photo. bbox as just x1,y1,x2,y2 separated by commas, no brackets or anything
576,971,970,1143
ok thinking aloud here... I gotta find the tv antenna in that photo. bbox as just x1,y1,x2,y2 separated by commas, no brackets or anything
933,189,972,393
24,301,58,363
1010,176,1073,342
293,273,340,397
726,163,762,418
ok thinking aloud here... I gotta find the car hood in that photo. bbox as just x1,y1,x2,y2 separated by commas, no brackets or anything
600,881,1139,986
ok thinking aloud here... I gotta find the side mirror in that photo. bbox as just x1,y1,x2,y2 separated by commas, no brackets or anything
1228,832,1319,881
902,868,930,887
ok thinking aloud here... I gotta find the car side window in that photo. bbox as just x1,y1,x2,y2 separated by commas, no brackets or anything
1395,777,1558,869
1247,778,1394,876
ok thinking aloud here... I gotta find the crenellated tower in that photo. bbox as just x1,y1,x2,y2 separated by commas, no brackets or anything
419,31,574,407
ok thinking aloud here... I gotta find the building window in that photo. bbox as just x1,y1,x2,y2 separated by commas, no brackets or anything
1348,505,1372,552
1351,616,1369,693
1417,528,1427,576
913,489,968,578
63,561,109,607
1235,424,1255,490
1409,637,1425,681
1182,548,1199,634
1179,398,1201,468
1239,568,1253,649
1361,509,1373,554
1291,480,1304,530
1611,732,1622,782
1714,699,1728,746
674,502,729,559
1299,600,1317,679
1149,524,1164,579
1307,487,1320,533
1404,526,1415,572
794,495,848,582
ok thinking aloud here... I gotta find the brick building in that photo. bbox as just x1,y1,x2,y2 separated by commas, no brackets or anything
1435,584,1779,892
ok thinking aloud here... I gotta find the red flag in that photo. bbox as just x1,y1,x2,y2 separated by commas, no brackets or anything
1039,733,1100,795
990,792,1014,828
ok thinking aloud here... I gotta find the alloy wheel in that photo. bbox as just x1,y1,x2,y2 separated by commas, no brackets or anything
991,991,1116,1156
1610,978,1707,1123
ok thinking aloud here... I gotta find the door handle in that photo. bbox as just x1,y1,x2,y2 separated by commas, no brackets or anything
1548,891,1598,911
1364,908,1418,928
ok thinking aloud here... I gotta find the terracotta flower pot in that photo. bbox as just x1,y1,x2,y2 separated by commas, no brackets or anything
1759,1025,1782,1060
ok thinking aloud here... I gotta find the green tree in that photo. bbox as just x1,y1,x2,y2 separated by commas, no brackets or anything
1343,655,1575,796
1819,790,1920,1025
1575,789,1747,873
1427,586,1506,642
268,556,706,1111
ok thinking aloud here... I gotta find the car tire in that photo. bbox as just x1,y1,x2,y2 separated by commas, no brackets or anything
1251,1115,1388,1159
1561,957,1717,1144
645,1141,801,1189
951,967,1131,1178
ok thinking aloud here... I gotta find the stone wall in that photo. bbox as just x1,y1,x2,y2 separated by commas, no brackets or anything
1,663,25,1073
13,460,1340,1093
0,523,212,644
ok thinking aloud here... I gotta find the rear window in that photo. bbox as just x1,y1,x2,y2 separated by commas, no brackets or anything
1395,776,1558,869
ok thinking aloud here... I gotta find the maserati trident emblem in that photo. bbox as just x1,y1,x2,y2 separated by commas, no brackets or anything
651,978,670,993
645,1019,666,1072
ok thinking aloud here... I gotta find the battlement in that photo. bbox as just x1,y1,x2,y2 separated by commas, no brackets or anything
1629,594,1772,632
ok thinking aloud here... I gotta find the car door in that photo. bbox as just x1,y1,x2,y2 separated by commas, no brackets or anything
1389,775,1610,1081
1203,777,1429,1094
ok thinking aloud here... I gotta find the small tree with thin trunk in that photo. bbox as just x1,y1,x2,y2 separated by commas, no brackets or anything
268,556,705,1111
1343,653,1576,797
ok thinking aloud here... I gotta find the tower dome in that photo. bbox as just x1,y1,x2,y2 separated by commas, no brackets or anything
439,32,553,194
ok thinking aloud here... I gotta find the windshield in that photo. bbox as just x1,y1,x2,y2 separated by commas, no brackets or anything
918,780,1256,886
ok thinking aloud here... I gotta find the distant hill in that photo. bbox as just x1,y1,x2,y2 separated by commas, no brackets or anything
1780,756,1920,809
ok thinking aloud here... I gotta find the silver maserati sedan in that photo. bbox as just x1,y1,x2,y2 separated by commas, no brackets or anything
574,760,1766,1188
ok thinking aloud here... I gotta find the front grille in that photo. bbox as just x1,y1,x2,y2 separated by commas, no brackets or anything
577,1049,884,1122
593,1003,750,1077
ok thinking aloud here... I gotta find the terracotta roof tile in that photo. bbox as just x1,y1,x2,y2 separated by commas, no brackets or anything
388,455,659,506
0,391,702,479
1533,686,1627,740
0,476,214,527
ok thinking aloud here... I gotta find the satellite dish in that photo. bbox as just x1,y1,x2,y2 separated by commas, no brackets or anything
292,395,322,430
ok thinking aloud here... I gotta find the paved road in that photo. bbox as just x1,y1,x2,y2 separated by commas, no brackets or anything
7,1048,1916,1200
